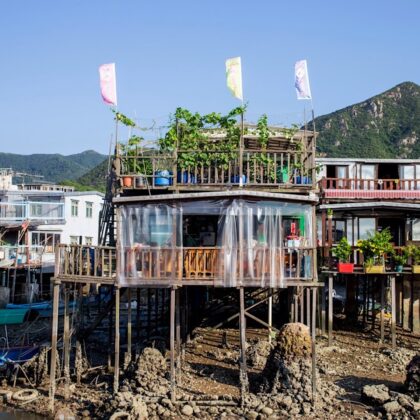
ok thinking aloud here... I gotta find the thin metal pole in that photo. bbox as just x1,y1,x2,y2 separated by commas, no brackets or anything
328,275,333,346
63,286,70,400
170,287,176,402
391,276,396,348
49,280,60,412
113,287,120,394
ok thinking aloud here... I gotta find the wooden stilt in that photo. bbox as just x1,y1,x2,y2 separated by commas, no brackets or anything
108,286,113,370
63,286,70,400
239,287,248,402
49,280,60,412
294,291,298,322
328,275,333,346
380,279,385,343
268,288,273,343
170,287,176,402
126,288,132,366
175,288,181,385
391,275,396,348
113,287,120,394
321,282,326,335
306,287,311,329
136,288,141,340
311,287,317,401
300,287,304,323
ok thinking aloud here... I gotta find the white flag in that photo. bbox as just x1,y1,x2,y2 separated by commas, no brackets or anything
295,60,312,100
226,57,243,101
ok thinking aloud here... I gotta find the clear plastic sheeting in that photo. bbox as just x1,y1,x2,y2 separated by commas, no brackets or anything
118,199,314,288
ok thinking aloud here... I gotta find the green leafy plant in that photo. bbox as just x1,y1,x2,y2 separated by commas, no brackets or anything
393,253,407,266
406,245,420,265
333,237,352,262
112,110,136,127
357,228,394,266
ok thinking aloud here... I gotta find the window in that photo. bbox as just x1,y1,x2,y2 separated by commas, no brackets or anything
70,236,79,245
31,232,61,253
71,200,79,217
86,202,93,218
85,236,93,245
359,218,375,240
30,203,43,217
412,219,420,241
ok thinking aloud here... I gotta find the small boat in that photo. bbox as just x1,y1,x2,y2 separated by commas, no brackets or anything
0,308,29,325
0,346,39,367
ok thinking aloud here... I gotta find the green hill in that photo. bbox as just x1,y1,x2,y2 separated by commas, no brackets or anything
314,81,420,158
0,150,107,183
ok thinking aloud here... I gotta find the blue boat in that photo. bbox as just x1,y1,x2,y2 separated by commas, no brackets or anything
5,301,76,321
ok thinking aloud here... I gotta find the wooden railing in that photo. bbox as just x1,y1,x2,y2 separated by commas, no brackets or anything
118,149,314,189
320,177,420,191
56,244,317,285
56,245,117,281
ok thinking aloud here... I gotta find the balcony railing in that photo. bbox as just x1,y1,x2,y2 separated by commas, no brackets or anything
319,177,420,199
0,245,46,267
56,244,317,286
0,201,65,223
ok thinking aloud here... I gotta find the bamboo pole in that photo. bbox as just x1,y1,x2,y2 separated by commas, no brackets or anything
49,280,60,412
113,287,120,394
63,286,70,400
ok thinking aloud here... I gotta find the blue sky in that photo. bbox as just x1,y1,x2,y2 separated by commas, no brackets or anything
1,1,419,155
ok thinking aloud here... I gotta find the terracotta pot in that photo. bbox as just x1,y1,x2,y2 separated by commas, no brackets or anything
337,262,354,274
123,176,133,187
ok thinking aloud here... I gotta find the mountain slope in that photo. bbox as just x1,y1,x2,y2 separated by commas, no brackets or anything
0,150,107,182
315,81,420,158
75,159,109,192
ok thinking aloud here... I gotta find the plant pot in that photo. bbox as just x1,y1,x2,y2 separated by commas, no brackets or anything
177,171,196,184
412,265,420,274
154,170,173,186
337,262,354,274
365,265,385,274
295,176,312,185
123,176,133,187
134,175,147,188
395,265,404,273
231,175,247,185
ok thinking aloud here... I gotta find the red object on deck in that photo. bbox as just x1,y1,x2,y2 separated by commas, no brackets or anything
337,262,354,274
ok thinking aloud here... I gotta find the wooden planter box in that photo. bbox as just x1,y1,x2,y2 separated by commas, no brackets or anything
365,265,385,274
337,262,354,274
412,265,420,274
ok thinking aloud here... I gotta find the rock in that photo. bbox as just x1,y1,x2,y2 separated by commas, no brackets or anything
261,406,273,415
383,400,401,414
245,411,259,420
247,340,272,369
361,384,390,405
82,410,90,417
276,323,312,359
181,405,194,416
405,354,420,401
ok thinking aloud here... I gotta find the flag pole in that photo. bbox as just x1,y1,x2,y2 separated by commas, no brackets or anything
240,99,244,187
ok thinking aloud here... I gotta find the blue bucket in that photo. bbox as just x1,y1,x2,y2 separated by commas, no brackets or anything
177,171,196,184
231,175,247,184
154,170,173,186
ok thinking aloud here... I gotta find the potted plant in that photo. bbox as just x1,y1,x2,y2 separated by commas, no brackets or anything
406,245,420,274
357,228,394,274
333,237,354,273
393,252,407,273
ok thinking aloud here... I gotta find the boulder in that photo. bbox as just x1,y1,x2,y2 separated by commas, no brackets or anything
361,384,390,405
405,354,420,402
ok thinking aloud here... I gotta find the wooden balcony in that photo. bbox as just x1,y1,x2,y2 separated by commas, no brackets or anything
115,129,316,192
55,244,318,287
319,177,420,200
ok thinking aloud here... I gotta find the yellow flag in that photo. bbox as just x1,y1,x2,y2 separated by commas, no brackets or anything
226,57,243,101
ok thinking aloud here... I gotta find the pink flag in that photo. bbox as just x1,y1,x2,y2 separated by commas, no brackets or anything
99,63,117,106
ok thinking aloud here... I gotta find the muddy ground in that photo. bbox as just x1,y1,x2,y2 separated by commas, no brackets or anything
0,323,419,419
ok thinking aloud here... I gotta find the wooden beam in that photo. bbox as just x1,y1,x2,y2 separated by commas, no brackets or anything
63,286,70,400
126,288,132,366
239,287,249,403
170,287,176,402
268,288,273,343
328,275,333,347
391,275,396,349
311,287,317,401
380,279,385,343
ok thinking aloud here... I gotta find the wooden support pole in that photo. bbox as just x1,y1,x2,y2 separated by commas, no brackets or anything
63,286,70,400
268,288,273,344
391,275,396,349
321,282,326,335
113,287,120,394
136,288,141,340
328,275,333,347
175,288,181,385
170,287,176,402
49,280,60,412
306,287,311,329
311,287,317,401
126,288,132,366
300,287,304,323
239,287,248,402
380,279,385,343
